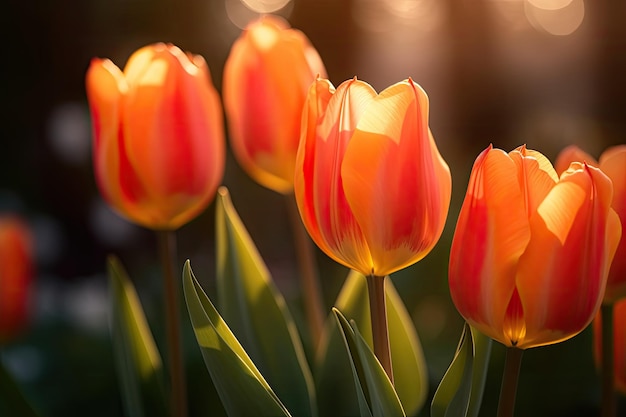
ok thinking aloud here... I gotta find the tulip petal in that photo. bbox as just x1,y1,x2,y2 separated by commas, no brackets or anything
516,164,615,348
449,146,531,345
599,145,626,301
342,79,451,276
554,144,597,176
121,46,223,228
86,58,142,214
508,146,558,218
295,78,377,275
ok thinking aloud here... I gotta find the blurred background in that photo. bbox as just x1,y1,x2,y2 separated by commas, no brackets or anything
1,0,625,415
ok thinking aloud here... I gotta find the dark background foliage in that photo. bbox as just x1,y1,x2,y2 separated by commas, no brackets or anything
1,0,625,415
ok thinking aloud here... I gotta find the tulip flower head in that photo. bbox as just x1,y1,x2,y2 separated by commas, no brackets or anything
86,43,225,230
449,145,621,349
0,216,33,343
594,298,626,395
555,144,626,302
294,77,452,277
223,15,327,194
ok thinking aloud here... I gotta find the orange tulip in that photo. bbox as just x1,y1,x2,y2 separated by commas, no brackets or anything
223,15,327,194
449,145,621,349
594,298,626,394
555,144,626,302
294,77,451,277
86,43,225,230
0,216,33,343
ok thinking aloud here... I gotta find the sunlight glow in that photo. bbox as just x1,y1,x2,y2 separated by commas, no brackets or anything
527,0,573,10
226,0,293,29
352,0,441,33
525,0,585,36
241,0,291,13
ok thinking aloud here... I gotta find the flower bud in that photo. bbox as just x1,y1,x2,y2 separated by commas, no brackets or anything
223,16,326,194
294,77,451,277
86,43,225,230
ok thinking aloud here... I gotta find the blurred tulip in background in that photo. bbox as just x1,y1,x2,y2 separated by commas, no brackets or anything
0,216,33,343
86,43,225,230
555,144,626,302
223,15,327,194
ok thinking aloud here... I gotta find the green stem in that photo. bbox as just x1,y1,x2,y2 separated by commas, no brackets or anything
285,194,325,351
601,303,616,417
157,230,187,417
497,347,524,417
366,274,393,385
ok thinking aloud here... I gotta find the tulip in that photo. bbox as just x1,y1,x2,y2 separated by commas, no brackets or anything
86,43,225,230
0,216,32,343
295,76,451,383
294,77,452,278
555,144,626,302
223,15,327,194
594,298,626,395
449,145,621,349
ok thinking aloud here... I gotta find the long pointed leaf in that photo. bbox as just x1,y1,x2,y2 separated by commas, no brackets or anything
317,271,427,416
215,187,316,417
182,260,291,417
108,256,166,417
333,308,405,417
431,323,492,417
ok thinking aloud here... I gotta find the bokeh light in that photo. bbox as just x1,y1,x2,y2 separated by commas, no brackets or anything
226,0,293,29
352,0,442,33
525,0,585,36
46,102,91,166
241,0,291,13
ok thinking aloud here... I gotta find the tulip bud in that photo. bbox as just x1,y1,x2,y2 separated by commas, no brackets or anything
449,145,621,349
86,43,225,230
555,144,626,302
223,15,327,194
0,216,33,343
294,77,451,277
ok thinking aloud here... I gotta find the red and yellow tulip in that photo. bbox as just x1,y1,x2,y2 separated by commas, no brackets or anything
86,43,225,230
0,216,32,343
555,144,626,302
223,15,327,194
294,77,451,277
449,145,621,349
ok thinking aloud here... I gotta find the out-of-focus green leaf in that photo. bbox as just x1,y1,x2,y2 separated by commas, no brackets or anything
214,187,316,417
431,323,492,417
108,256,167,417
317,271,427,417
182,260,291,417
333,308,405,417
0,359,40,417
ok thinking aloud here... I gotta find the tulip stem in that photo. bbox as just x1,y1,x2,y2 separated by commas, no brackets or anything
601,303,616,417
285,194,325,351
157,230,187,417
366,274,394,385
497,347,523,417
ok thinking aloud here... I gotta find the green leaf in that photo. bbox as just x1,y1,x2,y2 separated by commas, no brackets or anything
317,271,428,417
431,323,492,417
182,260,291,417
108,256,167,417
214,187,316,417
333,308,405,417
0,359,40,417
